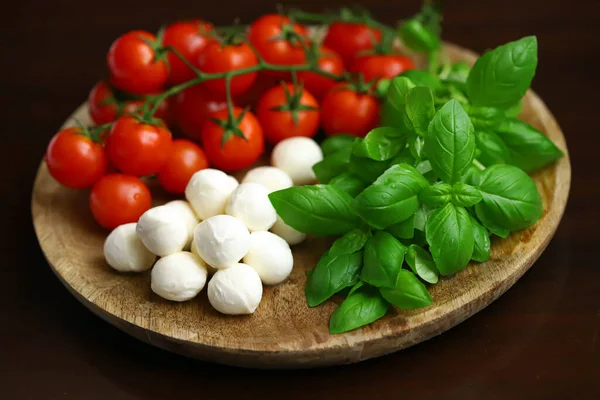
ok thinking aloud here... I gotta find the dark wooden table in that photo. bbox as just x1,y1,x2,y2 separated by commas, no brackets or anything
3,0,599,398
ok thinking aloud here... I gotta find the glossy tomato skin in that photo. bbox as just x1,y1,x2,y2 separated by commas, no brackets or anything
45,128,108,189
233,74,279,109
157,139,209,194
201,107,264,171
173,85,228,141
248,14,307,79
105,117,172,176
196,41,258,99
89,174,152,230
108,31,169,94
320,84,380,137
297,46,344,100
324,23,382,66
256,83,320,144
163,20,213,85
349,54,416,82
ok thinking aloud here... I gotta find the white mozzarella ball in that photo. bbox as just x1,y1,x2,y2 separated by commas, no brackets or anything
228,175,239,187
271,137,323,185
151,252,207,302
226,183,277,232
242,166,293,193
208,263,263,315
190,234,218,276
136,206,188,257
164,200,199,250
243,231,293,285
193,215,251,269
104,223,156,272
270,216,307,245
185,169,238,220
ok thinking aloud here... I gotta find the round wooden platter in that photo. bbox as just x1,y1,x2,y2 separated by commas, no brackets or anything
32,42,570,369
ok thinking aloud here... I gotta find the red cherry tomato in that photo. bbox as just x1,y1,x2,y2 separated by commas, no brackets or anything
162,20,213,85
105,117,172,176
108,30,169,94
121,97,171,124
320,84,380,137
201,107,264,171
89,174,152,230
297,46,345,100
233,74,279,109
196,41,258,99
45,128,108,189
324,23,382,66
248,14,308,79
349,54,416,82
173,85,228,141
157,139,209,194
256,83,320,144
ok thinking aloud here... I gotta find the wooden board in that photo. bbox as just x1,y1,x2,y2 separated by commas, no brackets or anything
31,43,571,368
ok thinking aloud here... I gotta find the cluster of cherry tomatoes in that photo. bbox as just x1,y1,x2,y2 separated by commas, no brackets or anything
45,13,416,230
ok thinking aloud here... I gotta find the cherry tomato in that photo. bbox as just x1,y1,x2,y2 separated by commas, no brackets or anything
121,97,171,123
233,74,279,109
297,46,344,100
201,107,264,171
105,117,172,176
248,14,308,79
45,128,108,189
320,84,380,137
349,54,416,82
107,30,169,94
323,23,382,66
90,174,152,230
256,83,320,144
162,20,213,85
172,85,228,141
157,139,209,194
196,41,258,99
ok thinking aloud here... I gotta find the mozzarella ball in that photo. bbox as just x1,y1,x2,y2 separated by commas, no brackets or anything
243,231,293,285
226,183,277,232
271,137,323,185
136,206,188,256
104,223,156,272
151,252,207,302
185,169,238,220
194,215,251,268
242,166,293,193
190,234,218,276
208,263,263,315
228,175,239,187
270,216,307,245
164,200,199,250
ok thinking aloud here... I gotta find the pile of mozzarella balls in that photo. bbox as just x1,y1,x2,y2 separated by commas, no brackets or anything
103,137,323,315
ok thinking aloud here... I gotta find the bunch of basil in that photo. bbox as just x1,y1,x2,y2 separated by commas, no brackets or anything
269,35,564,334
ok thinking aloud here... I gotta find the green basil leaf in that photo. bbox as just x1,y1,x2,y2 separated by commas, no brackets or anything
426,203,474,275
467,106,505,131
406,245,439,284
425,99,476,184
312,147,352,183
320,134,356,157
380,269,433,309
443,61,470,85
347,281,365,297
420,182,452,207
380,99,407,132
414,205,429,231
388,76,416,111
329,286,389,334
504,101,523,118
398,19,441,53
406,86,436,136
352,164,429,229
467,36,538,109
475,164,543,233
390,146,416,166
329,172,368,198
329,228,371,257
495,119,564,171
354,127,407,161
401,69,441,89
470,215,491,262
348,141,393,183
475,131,511,166
305,251,363,307
461,164,483,187
269,185,359,236
409,135,425,162
361,231,407,288
451,182,482,207
386,214,415,240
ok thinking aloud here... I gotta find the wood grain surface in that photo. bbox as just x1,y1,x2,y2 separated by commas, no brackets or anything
31,42,570,368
